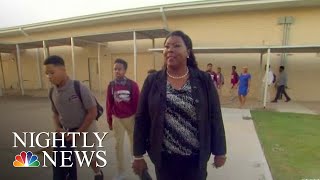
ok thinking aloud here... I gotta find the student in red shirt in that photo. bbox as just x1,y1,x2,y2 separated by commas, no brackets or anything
230,66,239,101
106,58,140,179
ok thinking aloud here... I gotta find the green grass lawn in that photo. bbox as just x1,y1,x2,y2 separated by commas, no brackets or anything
251,110,320,180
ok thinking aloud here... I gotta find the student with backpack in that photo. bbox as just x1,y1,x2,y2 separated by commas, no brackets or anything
44,55,104,180
206,63,217,87
106,58,140,180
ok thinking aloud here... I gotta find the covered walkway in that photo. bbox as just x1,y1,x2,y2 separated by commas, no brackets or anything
0,28,170,96
150,45,320,108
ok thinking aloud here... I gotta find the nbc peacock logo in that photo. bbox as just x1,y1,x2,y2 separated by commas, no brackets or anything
13,151,40,167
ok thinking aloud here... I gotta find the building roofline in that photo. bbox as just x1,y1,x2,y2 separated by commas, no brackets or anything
0,0,319,37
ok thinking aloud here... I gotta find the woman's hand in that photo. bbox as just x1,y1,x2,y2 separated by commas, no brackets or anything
213,155,226,168
108,124,113,131
56,127,65,137
132,158,148,176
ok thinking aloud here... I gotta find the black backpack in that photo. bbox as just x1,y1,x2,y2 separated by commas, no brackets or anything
49,80,104,121
273,73,277,83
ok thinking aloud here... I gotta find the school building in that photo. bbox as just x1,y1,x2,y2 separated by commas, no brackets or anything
0,0,320,101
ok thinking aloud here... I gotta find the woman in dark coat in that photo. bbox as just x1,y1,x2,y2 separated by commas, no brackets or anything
132,30,227,180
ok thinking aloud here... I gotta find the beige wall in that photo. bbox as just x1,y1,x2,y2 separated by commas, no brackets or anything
0,53,19,89
1,7,320,101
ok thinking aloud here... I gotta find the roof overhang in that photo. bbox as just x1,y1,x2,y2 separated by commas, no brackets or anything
1,0,320,37
0,28,170,53
77,28,169,43
0,44,16,53
149,45,320,54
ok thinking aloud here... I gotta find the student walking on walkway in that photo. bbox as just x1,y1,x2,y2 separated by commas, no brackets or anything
238,67,251,108
106,58,140,180
230,66,239,101
272,66,291,103
261,65,274,103
216,67,224,96
206,63,217,87
132,30,227,180
44,55,104,180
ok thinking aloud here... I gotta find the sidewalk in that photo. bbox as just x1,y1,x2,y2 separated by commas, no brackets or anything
0,97,273,180
74,108,273,180
207,108,273,180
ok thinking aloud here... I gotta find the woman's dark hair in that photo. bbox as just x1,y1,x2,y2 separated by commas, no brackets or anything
114,58,128,70
43,55,65,66
164,30,198,69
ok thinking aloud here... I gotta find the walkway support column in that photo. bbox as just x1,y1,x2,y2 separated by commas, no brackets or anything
152,38,156,69
36,48,43,89
0,53,6,96
259,52,264,102
43,41,48,58
71,37,76,79
133,31,137,81
97,43,102,97
263,48,271,108
43,40,50,90
259,53,263,81
16,44,24,95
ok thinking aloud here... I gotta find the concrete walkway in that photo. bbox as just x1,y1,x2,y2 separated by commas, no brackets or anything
208,108,273,180
219,95,319,115
0,97,273,180
58,108,274,180
270,101,317,114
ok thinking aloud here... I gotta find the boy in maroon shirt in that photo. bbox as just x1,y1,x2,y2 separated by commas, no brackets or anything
106,58,139,179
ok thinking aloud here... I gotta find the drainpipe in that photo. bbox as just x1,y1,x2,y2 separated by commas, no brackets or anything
160,7,169,30
19,27,29,37
280,22,287,66
278,16,294,66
